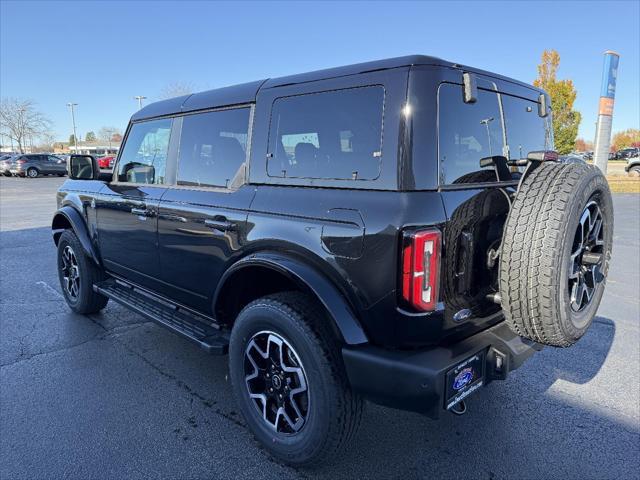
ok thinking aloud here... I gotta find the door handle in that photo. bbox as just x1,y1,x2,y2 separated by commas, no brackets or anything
204,219,237,231
159,213,187,223
131,207,150,217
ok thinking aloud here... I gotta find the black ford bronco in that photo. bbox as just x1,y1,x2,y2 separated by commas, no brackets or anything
52,55,613,466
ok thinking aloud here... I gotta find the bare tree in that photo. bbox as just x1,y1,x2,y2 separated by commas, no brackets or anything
0,98,52,153
36,132,57,152
159,81,195,100
98,126,122,149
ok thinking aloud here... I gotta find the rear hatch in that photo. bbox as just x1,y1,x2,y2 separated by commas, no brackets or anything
434,78,551,334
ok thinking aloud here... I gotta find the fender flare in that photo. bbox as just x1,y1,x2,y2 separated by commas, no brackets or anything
214,252,368,345
52,205,101,266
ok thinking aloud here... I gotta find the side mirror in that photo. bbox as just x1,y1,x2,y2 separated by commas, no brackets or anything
68,154,98,180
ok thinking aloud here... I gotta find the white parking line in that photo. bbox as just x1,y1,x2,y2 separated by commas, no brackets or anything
35,281,64,299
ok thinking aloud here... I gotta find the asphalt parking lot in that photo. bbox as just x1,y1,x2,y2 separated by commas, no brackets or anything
1,176,639,480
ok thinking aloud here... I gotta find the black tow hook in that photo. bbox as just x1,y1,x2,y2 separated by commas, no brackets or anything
449,400,467,416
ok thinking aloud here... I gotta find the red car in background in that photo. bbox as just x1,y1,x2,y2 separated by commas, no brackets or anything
97,156,115,169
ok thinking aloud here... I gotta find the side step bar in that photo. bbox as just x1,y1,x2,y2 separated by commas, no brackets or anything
94,279,229,354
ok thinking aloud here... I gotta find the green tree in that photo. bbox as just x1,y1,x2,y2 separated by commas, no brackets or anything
533,50,581,154
85,131,96,142
68,134,76,145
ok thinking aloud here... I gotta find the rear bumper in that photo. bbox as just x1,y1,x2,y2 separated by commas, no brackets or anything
342,321,542,418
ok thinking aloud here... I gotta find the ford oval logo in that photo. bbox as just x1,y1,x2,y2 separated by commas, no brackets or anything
453,309,472,323
453,368,474,391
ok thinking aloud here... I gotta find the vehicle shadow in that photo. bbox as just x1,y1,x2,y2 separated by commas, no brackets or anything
311,316,627,480
131,314,625,479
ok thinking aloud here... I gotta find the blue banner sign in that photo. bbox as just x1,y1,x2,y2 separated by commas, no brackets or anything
599,51,619,99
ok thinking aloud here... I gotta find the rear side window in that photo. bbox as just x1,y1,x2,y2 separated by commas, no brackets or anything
117,118,172,184
267,86,384,180
177,107,250,189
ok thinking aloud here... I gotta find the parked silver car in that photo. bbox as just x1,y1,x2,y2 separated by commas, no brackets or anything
9,154,67,178
0,154,17,176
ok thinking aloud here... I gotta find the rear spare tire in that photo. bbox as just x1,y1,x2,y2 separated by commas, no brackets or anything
499,162,613,347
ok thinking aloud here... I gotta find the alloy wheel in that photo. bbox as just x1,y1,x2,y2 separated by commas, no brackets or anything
244,330,309,434
61,245,80,300
568,200,605,312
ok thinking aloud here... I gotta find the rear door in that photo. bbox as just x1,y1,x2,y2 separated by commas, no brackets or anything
435,79,551,320
96,117,173,290
156,106,255,313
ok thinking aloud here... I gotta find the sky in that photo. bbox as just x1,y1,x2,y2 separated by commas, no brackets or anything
1,0,639,144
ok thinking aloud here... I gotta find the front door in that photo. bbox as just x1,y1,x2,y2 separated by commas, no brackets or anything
47,155,67,174
156,107,255,313
96,117,173,291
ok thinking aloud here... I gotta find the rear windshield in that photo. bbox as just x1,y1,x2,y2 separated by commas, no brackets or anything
438,82,550,184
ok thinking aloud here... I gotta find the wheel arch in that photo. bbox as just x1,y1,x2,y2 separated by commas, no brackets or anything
52,206,101,266
214,252,368,346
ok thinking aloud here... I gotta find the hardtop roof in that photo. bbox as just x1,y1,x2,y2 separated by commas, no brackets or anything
131,54,542,121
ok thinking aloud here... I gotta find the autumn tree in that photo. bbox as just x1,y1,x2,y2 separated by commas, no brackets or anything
575,138,593,152
611,129,640,151
0,98,52,153
533,50,581,154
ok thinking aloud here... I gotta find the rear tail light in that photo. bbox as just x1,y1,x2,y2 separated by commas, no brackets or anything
401,228,441,311
17,159,26,164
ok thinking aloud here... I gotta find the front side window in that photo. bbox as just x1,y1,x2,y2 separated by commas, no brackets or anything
177,108,250,188
438,83,505,184
117,118,172,184
268,86,385,180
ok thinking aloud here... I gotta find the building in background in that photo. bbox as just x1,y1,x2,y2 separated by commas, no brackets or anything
58,141,120,157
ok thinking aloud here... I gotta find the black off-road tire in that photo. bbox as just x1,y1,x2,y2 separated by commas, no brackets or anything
229,291,363,467
57,230,108,314
499,162,613,347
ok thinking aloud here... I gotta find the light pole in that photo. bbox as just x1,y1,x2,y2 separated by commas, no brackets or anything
67,103,78,153
134,96,147,110
480,117,495,156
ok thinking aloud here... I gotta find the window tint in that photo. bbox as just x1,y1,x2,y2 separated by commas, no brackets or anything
177,108,250,188
438,83,505,184
502,96,550,160
268,86,384,180
117,118,172,184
